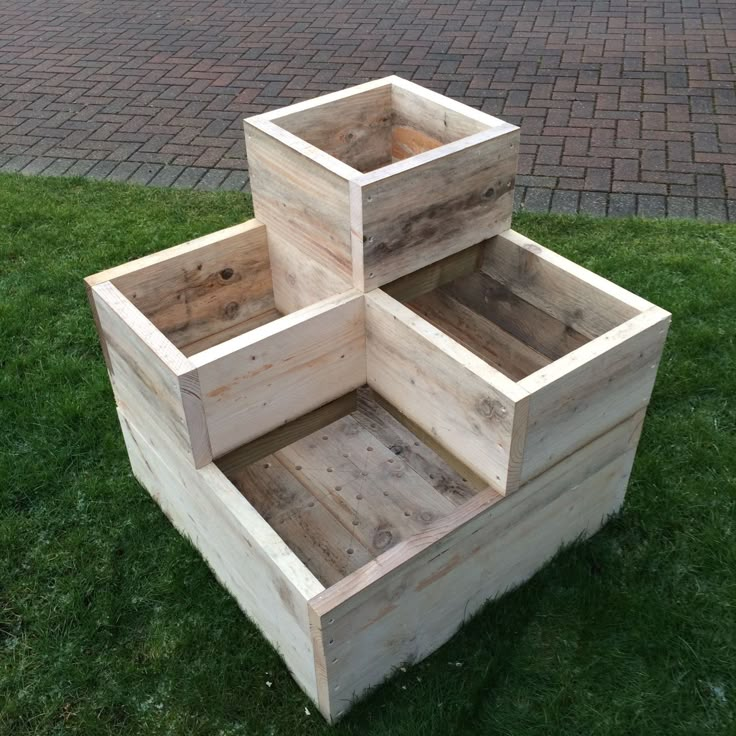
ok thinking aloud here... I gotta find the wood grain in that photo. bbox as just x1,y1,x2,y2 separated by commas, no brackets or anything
518,306,671,482
444,269,589,360
118,410,323,702
365,289,527,493
483,230,653,339
353,388,479,505
309,410,645,720
91,281,211,467
193,291,366,458
245,119,354,313
406,289,551,381
102,221,277,353
354,126,518,289
276,415,456,556
229,457,372,587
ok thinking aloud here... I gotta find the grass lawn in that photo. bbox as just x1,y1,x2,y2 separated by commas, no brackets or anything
1,172,735,735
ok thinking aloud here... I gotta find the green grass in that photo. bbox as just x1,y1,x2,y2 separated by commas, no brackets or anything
1,173,734,735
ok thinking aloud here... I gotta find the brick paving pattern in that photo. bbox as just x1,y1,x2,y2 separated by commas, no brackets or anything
1,0,735,218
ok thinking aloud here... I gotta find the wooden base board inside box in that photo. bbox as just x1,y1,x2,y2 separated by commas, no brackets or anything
119,392,643,722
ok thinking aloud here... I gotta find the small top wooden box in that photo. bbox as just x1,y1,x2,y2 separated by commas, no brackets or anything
244,76,519,313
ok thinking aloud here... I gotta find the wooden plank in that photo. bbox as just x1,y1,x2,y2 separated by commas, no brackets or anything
91,281,212,467
483,230,654,339
276,416,456,557
353,388,479,505
244,119,354,313
367,391,489,492
353,125,519,289
390,75,510,143
260,77,394,127
444,270,589,360
406,289,551,381
380,242,483,302
309,410,645,721
192,291,366,458
365,289,528,493
180,307,282,358
518,306,670,482
228,457,373,587
118,410,323,702
89,221,278,353
216,392,358,477
391,126,442,161
276,83,392,173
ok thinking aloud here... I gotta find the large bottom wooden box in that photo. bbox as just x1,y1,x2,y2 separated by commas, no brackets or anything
118,384,643,722
88,221,669,721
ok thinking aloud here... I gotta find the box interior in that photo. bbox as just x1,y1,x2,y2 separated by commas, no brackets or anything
112,240,284,357
384,242,626,382
217,386,487,587
274,82,491,174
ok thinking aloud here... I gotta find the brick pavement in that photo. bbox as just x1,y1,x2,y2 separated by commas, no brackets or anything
1,0,735,219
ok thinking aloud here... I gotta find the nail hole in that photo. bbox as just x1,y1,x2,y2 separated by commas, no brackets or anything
367,446,373,452
329,638,334,644
352,520,359,526
220,267,234,280
263,462,271,468
335,485,342,491
295,465,302,470
322,435,328,440
387,458,394,464
327,467,333,472
346,549,354,555
383,491,389,497
356,494,363,500
404,511,411,517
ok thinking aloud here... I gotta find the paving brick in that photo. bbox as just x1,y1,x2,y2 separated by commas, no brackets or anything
637,194,667,218
697,198,727,222
579,191,608,216
608,193,637,218
668,197,696,219
523,187,552,213
171,166,207,189
0,0,730,219
550,190,579,214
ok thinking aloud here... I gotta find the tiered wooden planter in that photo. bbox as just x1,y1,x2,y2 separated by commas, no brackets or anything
86,76,670,722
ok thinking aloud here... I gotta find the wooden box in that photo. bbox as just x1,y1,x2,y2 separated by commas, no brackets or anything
244,76,519,311
86,79,670,722
87,224,669,722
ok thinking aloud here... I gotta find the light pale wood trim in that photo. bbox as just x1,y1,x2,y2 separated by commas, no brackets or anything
91,282,213,467
85,221,266,288
520,307,672,393
92,281,191,374
193,291,366,458
518,307,670,482
118,410,324,701
381,242,484,302
246,117,361,181
253,76,395,123
367,289,527,402
190,289,363,367
308,412,642,719
483,230,655,338
389,75,517,131
216,391,358,477
365,290,526,493
353,127,517,186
